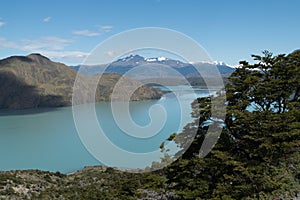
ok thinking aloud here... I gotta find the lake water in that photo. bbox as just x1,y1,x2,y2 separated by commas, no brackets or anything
0,86,213,173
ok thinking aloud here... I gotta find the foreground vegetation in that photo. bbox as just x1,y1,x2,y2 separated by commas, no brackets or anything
0,167,174,199
0,50,299,199
163,50,300,199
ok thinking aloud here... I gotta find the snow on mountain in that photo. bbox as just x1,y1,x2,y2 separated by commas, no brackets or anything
213,61,227,66
145,58,157,62
157,56,167,61
71,55,236,77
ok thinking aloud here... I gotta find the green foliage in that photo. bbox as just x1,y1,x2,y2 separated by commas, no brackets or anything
165,50,300,199
167,133,177,141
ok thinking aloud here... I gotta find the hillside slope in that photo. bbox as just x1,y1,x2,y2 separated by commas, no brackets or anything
0,54,163,109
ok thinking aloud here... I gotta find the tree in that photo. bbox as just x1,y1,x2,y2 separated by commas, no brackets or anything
165,50,300,199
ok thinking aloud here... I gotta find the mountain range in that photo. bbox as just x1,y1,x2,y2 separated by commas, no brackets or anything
72,54,235,77
72,55,235,86
0,54,163,109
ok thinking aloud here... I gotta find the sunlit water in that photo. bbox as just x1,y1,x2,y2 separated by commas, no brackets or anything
0,86,214,173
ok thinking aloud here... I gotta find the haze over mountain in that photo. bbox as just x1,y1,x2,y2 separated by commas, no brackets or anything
72,54,235,77
0,54,163,109
71,55,235,86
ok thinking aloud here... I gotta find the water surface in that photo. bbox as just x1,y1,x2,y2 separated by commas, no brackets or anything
0,86,212,173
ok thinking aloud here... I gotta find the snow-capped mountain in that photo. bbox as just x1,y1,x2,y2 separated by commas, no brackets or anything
71,54,235,77
111,55,188,68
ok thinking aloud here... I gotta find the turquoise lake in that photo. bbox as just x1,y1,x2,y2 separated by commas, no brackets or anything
0,86,213,173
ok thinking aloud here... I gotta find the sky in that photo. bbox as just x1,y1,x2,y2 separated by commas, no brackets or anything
0,0,299,66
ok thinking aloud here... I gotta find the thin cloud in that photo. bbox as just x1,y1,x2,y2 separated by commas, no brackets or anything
100,25,113,30
105,50,122,57
97,25,113,33
0,37,88,64
0,21,5,27
0,36,72,52
43,17,51,22
37,50,89,65
0,37,17,48
72,29,100,37
39,50,89,60
72,25,113,37
20,36,72,51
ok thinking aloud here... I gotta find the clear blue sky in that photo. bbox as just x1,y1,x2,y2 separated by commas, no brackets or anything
0,0,299,65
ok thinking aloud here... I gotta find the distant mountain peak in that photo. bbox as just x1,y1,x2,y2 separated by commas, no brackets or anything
117,54,144,62
113,54,189,68
117,55,177,63
27,53,51,65
71,54,236,78
0,53,52,65
213,61,227,66
145,56,168,62
28,53,48,59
